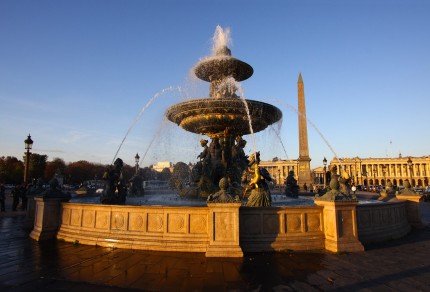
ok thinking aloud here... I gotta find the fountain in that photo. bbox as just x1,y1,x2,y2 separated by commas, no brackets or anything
30,26,418,257
166,28,282,198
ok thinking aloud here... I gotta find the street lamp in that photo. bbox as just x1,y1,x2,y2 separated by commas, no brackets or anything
323,157,327,188
134,153,140,175
407,156,413,187
277,169,281,194
24,134,33,183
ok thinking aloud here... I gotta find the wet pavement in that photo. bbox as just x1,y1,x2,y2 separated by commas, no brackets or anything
1,197,430,291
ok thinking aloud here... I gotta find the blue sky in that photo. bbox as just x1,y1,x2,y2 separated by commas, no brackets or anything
1,0,429,169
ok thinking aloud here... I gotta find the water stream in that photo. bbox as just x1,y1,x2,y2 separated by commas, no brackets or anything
270,98,343,169
111,86,181,164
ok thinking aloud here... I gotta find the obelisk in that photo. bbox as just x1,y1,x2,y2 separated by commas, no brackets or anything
297,73,312,190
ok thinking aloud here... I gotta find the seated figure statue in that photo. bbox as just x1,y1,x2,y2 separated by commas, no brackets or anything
207,177,238,203
398,181,419,196
40,178,70,199
378,181,397,202
285,170,299,198
316,177,357,201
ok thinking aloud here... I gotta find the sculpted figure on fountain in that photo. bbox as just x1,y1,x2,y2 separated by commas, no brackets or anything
242,152,272,207
285,170,299,198
100,158,127,205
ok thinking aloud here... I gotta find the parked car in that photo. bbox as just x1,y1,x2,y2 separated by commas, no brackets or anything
413,187,424,194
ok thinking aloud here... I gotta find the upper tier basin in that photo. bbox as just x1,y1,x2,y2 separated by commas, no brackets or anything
166,98,282,137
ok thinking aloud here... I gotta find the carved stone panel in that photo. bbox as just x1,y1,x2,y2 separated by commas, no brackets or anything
70,209,82,227
263,214,279,234
286,214,302,233
307,213,321,232
111,212,128,230
95,210,110,229
214,212,234,241
240,214,260,235
82,209,95,228
168,213,186,234
189,214,207,234
129,212,145,231
62,208,70,225
147,213,164,233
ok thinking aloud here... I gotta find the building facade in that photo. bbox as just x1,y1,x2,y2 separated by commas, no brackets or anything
260,155,430,189
328,155,430,187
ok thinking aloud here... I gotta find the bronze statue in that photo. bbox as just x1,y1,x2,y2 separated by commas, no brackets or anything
101,158,127,205
378,181,397,202
285,170,299,198
207,177,238,203
242,152,272,207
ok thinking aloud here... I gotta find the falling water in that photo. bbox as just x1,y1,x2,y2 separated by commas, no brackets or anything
138,117,170,167
219,76,257,153
112,86,181,164
270,98,343,168
270,124,289,159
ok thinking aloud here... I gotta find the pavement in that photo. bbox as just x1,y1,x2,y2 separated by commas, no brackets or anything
1,195,430,291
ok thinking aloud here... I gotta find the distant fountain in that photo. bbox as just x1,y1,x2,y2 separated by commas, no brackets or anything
166,26,282,199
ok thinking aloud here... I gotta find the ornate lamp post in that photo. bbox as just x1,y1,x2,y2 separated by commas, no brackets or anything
23,134,33,183
323,157,327,188
134,153,140,175
407,156,413,187
354,157,358,186
277,169,281,194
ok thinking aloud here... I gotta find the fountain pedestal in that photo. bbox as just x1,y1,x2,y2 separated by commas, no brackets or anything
314,200,364,253
206,203,243,257
30,196,69,241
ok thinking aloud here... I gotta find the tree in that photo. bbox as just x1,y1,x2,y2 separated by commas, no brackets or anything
44,158,66,180
0,156,23,184
65,160,96,184
172,162,190,181
160,167,172,181
27,153,48,182
141,167,157,181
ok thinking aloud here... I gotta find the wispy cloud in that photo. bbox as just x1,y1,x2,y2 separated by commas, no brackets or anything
60,131,91,144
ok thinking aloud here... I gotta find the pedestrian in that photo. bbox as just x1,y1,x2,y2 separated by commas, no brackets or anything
21,183,29,210
0,182,5,212
12,184,21,211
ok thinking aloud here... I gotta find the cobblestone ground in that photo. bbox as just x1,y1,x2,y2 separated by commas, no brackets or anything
1,196,430,291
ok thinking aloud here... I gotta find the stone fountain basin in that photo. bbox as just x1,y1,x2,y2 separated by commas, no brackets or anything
194,56,254,82
166,98,282,136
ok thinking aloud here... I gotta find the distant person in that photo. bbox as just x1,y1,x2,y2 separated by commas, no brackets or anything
303,183,308,191
12,184,22,211
0,182,5,212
